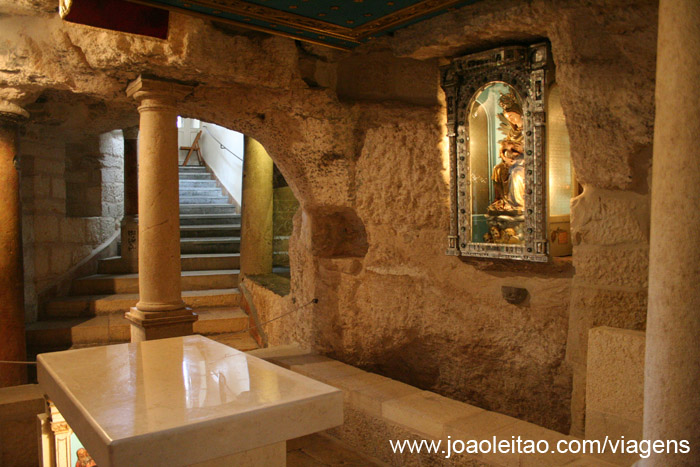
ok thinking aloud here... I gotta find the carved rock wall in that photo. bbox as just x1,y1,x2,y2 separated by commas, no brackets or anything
0,0,657,434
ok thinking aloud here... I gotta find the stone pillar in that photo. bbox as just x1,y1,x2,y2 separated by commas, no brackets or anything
124,76,197,342
642,1,700,465
0,101,28,387
240,136,273,276
121,126,139,272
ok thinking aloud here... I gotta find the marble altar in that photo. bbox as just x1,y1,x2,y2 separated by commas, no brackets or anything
37,335,343,466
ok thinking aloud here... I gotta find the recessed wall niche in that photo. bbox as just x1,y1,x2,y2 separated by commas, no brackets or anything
441,42,575,262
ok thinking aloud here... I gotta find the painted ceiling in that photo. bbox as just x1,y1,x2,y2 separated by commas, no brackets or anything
127,0,481,50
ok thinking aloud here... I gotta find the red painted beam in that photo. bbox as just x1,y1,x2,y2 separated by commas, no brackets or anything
61,0,169,39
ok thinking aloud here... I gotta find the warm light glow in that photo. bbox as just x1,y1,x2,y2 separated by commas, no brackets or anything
547,84,574,217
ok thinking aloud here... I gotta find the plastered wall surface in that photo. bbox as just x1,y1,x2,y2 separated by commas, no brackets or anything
0,0,656,434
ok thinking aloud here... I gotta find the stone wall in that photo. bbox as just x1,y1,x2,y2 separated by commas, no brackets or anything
273,186,300,268
1,0,657,434
18,123,124,322
586,326,645,465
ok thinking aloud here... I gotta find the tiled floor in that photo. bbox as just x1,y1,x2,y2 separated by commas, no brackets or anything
287,433,386,466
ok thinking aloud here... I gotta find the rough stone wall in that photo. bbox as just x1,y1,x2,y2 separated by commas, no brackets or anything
0,0,658,434
375,0,657,435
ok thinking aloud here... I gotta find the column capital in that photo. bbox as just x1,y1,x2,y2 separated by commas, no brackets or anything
126,75,194,111
122,126,139,140
0,100,29,126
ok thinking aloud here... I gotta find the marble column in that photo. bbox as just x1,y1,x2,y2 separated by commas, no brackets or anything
240,136,273,276
124,76,197,342
642,1,700,465
121,126,139,272
0,101,28,387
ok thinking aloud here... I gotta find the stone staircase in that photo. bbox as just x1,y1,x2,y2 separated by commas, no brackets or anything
27,165,257,354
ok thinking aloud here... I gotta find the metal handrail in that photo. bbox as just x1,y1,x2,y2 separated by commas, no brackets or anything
201,125,244,162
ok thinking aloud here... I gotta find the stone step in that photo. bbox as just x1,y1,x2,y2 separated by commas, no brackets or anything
180,224,241,238
27,307,249,348
180,205,238,215
70,270,239,295
178,166,209,173
179,180,218,189
179,196,230,204
178,173,212,180
180,253,240,271
181,237,240,254
44,288,241,318
180,214,240,226
98,253,240,274
179,188,223,197
207,333,259,352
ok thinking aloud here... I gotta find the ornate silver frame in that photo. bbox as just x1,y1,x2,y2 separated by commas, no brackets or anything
441,43,551,262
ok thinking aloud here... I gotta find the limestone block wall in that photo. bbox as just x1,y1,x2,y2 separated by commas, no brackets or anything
1,0,657,436
18,123,124,322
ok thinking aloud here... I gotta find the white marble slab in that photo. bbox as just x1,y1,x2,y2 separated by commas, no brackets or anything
37,335,343,467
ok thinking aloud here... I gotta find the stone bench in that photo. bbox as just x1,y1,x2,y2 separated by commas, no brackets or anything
250,346,620,466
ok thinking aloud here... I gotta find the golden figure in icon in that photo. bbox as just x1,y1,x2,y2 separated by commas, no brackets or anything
484,90,526,244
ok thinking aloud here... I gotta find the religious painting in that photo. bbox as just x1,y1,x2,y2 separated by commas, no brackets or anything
441,42,564,262
70,432,97,467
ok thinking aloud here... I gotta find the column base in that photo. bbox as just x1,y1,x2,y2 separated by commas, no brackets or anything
125,307,198,342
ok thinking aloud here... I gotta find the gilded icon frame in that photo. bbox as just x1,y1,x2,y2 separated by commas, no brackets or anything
441,43,552,262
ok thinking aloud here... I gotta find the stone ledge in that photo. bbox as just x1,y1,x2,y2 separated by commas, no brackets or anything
250,347,624,466
245,273,291,297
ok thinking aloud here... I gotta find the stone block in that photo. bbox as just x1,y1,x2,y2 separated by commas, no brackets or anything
246,345,311,360
100,216,119,239
34,247,51,279
83,218,99,242
34,157,64,175
585,410,642,465
101,168,123,184
0,384,45,467
51,177,65,199
337,51,439,107
585,326,645,464
488,420,579,467
287,357,366,384
332,371,419,418
443,409,519,440
72,245,93,264
32,174,51,200
382,391,483,440
570,187,649,246
565,286,647,366
50,246,73,274
586,326,645,425
60,218,87,243
573,244,649,289
33,215,58,243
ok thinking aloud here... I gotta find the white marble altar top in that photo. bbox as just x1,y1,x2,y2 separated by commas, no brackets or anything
37,335,342,467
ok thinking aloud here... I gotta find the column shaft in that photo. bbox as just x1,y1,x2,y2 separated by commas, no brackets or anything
135,98,184,310
0,119,26,387
240,136,273,276
642,0,700,465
